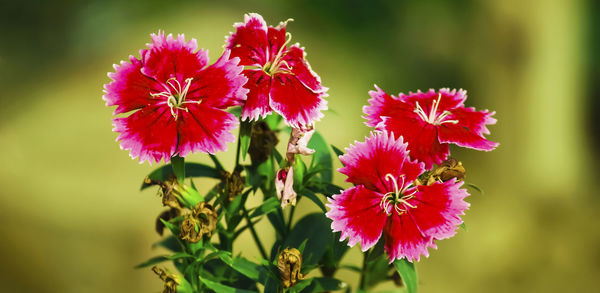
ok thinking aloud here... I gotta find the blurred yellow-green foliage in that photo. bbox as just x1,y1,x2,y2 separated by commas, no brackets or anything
1,0,598,292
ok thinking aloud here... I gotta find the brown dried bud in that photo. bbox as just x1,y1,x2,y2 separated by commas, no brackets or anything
221,170,245,201
427,158,466,185
179,202,218,243
277,248,306,288
144,177,182,209
248,121,279,163
152,266,179,293
155,208,180,236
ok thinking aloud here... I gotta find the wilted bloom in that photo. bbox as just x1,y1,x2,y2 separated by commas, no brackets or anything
103,31,248,163
277,248,306,288
286,126,315,162
248,121,279,163
179,202,217,242
226,13,328,128
220,170,245,200
276,167,297,208
363,87,498,169
152,266,179,293
326,132,469,262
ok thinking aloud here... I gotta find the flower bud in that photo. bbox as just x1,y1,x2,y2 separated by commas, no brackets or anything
151,266,179,293
276,167,297,208
248,121,279,163
277,248,306,288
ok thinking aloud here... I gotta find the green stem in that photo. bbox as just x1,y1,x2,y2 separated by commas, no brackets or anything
358,249,370,291
171,155,185,185
286,204,296,233
242,206,268,259
234,129,242,170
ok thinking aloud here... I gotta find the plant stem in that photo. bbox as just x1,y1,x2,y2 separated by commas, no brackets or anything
358,249,370,291
242,206,268,259
286,204,296,233
234,128,242,170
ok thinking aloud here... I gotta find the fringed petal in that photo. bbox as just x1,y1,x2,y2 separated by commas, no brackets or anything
269,72,327,128
113,106,177,164
240,70,272,121
176,104,238,156
338,132,424,193
326,185,387,252
383,211,436,263
225,13,269,66
103,56,158,115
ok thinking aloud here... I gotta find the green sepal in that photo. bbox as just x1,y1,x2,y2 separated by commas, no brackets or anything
171,156,185,184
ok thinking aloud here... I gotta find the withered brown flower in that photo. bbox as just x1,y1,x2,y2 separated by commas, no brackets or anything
152,266,179,293
179,202,218,243
277,248,306,288
248,121,279,163
220,170,245,200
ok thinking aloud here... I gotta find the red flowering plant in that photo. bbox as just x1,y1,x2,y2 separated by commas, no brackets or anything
103,13,497,293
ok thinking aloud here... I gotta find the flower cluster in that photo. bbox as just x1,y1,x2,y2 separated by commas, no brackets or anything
327,87,497,262
104,14,327,164
103,12,498,293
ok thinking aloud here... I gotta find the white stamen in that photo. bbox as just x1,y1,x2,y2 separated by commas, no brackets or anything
150,77,194,120
413,93,459,126
380,173,418,216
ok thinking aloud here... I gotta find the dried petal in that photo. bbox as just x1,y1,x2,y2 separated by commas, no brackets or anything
277,248,306,288
152,266,179,293
286,127,315,162
276,168,297,208
248,121,279,163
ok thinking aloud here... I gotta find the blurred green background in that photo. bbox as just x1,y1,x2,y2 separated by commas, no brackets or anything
1,0,598,292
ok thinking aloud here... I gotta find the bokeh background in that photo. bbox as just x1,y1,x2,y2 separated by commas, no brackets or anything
1,0,598,292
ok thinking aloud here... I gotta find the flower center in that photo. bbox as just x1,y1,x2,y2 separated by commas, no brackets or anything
413,93,459,126
261,32,293,76
151,77,194,120
379,173,417,216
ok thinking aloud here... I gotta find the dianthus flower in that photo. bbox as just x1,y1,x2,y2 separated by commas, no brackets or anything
363,87,498,169
225,13,328,128
103,32,248,163
326,132,469,262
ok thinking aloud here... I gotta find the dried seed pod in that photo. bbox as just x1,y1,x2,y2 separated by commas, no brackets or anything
277,248,306,288
427,158,466,185
221,170,245,200
248,121,279,163
179,214,202,243
152,266,179,293
179,202,218,243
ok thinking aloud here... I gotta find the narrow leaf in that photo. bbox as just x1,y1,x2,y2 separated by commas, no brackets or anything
302,190,327,213
171,156,185,184
198,276,258,293
141,163,219,190
240,120,252,160
393,259,418,293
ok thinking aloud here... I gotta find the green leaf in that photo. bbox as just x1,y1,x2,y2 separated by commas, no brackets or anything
465,182,484,194
264,113,283,130
459,222,467,231
160,218,179,235
249,197,281,218
218,253,268,284
307,131,333,183
393,259,418,293
141,163,220,190
134,255,170,269
302,189,327,213
152,235,182,252
284,213,333,267
300,277,345,292
365,254,392,288
171,156,185,184
176,277,194,293
331,145,344,159
240,120,252,160
293,155,307,192
198,276,258,293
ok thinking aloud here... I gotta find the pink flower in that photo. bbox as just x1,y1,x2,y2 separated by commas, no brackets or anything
225,13,328,128
326,132,469,262
103,32,248,164
363,87,498,169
